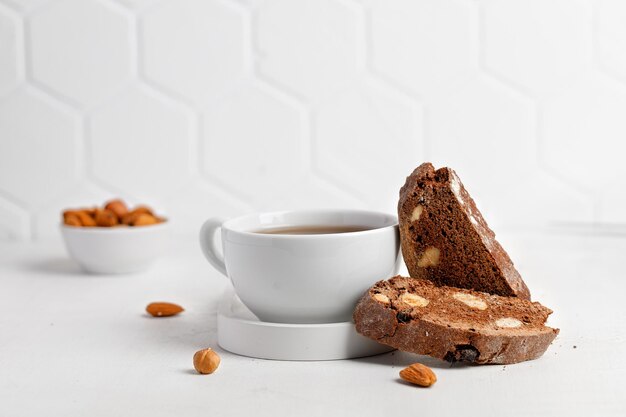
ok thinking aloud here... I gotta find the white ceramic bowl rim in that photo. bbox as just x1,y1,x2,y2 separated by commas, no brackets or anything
222,209,398,239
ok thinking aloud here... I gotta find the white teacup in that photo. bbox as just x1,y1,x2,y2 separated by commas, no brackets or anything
199,210,400,324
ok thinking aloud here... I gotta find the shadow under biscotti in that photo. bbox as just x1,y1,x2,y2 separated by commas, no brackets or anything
351,349,472,370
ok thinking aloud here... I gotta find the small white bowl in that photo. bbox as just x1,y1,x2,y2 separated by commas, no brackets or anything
60,223,170,274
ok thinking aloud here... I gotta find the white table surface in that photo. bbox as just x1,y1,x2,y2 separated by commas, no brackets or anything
1,231,625,417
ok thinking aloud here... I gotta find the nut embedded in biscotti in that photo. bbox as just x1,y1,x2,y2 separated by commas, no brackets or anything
372,293,390,304
410,205,423,222
399,363,437,387
417,247,440,267
193,348,221,374
453,292,487,310
400,292,429,307
495,317,523,328
146,302,184,317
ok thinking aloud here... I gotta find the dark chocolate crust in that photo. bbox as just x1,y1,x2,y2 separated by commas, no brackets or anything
354,276,559,365
398,163,531,299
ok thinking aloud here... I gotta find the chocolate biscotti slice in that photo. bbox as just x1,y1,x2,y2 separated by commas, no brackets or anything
398,162,530,299
354,276,558,365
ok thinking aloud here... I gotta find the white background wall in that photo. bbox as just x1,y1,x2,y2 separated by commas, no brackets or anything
0,0,625,241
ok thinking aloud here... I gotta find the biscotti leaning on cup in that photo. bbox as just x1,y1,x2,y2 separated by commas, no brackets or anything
353,163,559,364
398,162,530,299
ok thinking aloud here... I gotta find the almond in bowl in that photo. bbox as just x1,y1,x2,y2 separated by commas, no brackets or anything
63,199,166,228
60,199,169,274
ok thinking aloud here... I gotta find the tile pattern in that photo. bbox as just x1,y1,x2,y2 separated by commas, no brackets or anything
0,0,623,240
89,85,194,199
366,0,476,99
257,0,362,103
141,0,249,107
0,5,21,96
0,88,79,207
28,0,133,107
203,82,306,204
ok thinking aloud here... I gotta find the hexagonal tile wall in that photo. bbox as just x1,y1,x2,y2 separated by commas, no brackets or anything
366,0,475,99
0,88,79,207
428,76,592,227
260,174,364,212
113,0,160,10
595,0,626,81
0,0,624,242
482,0,593,97
141,0,249,108
29,0,132,106
162,179,253,235
314,79,422,214
202,82,306,204
542,74,626,222
0,0,49,13
0,6,20,96
256,0,361,103
89,86,194,199
428,77,536,176
0,196,30,240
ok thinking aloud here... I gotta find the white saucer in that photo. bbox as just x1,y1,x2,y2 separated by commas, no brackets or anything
217,286,395,361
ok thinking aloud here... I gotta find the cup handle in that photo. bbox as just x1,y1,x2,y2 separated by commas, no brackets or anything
199,217,228,277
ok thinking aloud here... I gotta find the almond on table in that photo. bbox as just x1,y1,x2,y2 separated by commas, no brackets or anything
399,363,437,387
146,302,184,317
193,348,221,375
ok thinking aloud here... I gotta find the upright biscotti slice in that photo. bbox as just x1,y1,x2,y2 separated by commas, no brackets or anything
398,163,530,299
354,276,558,365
